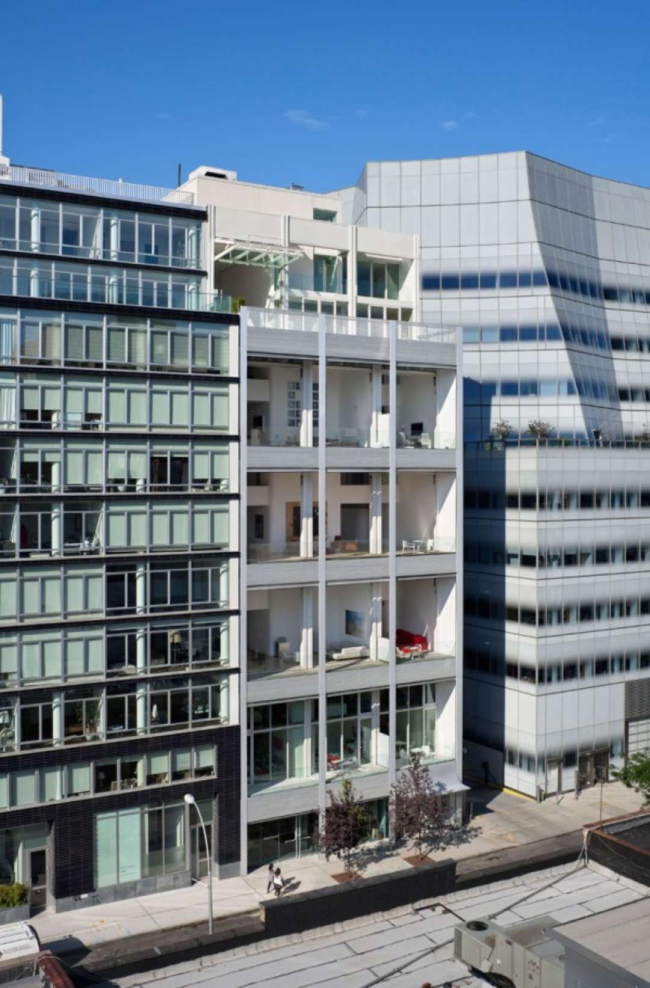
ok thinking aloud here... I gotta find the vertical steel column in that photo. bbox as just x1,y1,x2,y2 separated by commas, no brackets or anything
388,320,397,787
317,314,327,820
239,307,249,874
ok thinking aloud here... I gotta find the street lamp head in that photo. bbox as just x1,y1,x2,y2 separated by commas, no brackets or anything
183,793,195,805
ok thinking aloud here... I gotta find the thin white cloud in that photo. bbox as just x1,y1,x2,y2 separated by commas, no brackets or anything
440,119,459,132
355,107,369,120
285,109,329,132
586,115,607,127
463,111,477,119
154,112,171,121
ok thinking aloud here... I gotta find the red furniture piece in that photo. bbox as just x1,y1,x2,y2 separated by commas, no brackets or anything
396,629,428,654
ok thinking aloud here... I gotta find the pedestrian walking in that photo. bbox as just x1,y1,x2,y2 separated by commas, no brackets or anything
273,866,283,897
266,861,275,894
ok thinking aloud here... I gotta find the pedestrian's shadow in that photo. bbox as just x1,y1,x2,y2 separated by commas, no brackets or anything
281,878,302,894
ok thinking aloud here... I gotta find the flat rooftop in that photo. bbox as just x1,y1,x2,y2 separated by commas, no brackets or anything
554,897,650,985
601,812,650,852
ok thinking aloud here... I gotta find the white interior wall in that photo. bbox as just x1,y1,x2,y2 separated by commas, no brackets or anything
267,472,302,544
436,369,457,447
397,372,436,436
435,680,456,761
397,472,436,543
396,579,436,644
326,367,373,439
248,364,303,435
247,588,305,656
434,473,456,548
435,576,456,654
325,474,371,542
326,583,373,647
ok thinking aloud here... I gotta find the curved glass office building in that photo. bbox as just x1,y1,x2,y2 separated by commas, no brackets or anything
343,152,650,796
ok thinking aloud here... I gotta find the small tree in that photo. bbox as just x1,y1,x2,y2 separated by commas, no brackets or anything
391,753,448,860
612,751,650,804
527,419,553,439
315,777,368,876
490,419,512,440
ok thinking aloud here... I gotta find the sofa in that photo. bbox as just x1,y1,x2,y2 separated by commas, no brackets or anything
396,629,428,655
327,643,370,661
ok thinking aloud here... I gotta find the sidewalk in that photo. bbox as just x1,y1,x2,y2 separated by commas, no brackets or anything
32,781,644,957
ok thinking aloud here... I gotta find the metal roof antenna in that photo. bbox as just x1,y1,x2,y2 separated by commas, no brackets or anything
0,95,10,167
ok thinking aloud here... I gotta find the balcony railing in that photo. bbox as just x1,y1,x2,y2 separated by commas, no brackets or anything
0,163,195,206
0,235,202,271
325,428,372,447
397,536,456,554
0,260,231,313
397,430,456,450
395,639,455,663
247,537,456,562
248,426,301,446
245,307,458,345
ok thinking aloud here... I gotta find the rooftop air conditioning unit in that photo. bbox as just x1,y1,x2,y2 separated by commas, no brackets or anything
188,165,238,182
453,916,565,988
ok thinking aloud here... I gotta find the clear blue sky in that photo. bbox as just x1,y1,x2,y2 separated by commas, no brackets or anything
2,0,650,192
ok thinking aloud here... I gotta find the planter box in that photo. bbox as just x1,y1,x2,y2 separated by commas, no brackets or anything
0,903,29,925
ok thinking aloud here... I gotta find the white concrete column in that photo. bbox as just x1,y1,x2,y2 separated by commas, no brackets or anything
109,215,119,262
188,225,199,267
30,207,40,253
51,460,61,494
136,627,148,735
369,583,383,661
300,472,313,558
300,361,314,447
371,365,383,447
369,472,383,554
300,587,314,669
52,692,64,745
51,503,61,555
136,563,146,615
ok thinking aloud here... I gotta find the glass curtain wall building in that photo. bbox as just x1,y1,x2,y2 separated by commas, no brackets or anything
343,152,650,796
0,165,240,910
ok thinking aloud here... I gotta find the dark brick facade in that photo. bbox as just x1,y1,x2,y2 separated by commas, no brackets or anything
0,725,240,901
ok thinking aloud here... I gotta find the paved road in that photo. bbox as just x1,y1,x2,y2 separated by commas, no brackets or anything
106,860,649,988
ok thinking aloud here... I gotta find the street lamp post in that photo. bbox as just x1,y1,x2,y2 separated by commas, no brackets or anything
184,793,213,935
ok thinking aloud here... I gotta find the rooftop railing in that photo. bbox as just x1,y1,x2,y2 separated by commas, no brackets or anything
0,163,196,207
244,306,457,344
467,437,650,451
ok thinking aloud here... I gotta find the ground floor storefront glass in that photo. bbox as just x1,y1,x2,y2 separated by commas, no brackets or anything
95,800,198,888
247,798,389,871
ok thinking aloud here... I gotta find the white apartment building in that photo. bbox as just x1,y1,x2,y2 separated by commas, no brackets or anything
181,168,464,870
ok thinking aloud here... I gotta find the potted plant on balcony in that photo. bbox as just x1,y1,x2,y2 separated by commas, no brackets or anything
526,420,553,442
489,420,512,448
